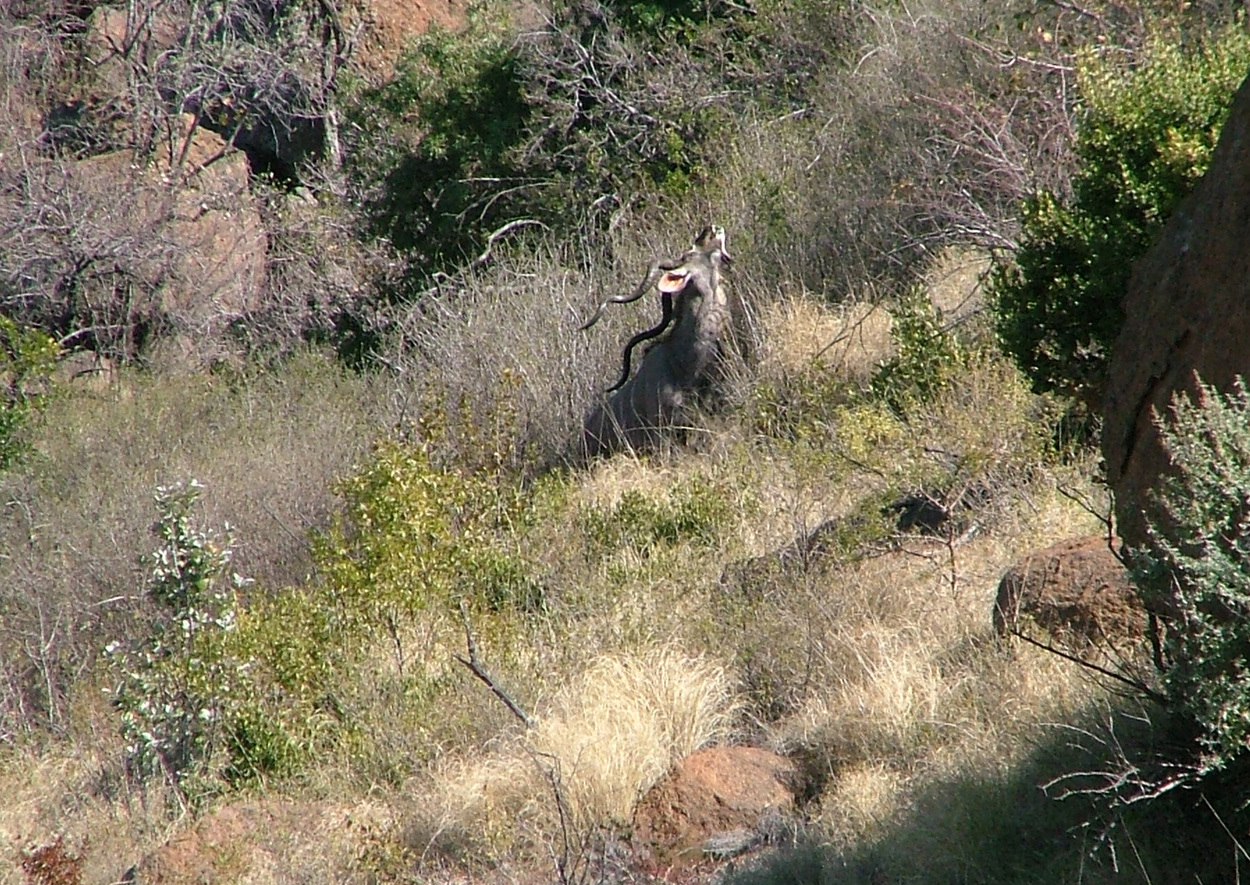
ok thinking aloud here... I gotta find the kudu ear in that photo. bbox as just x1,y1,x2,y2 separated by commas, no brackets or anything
658,269,690,293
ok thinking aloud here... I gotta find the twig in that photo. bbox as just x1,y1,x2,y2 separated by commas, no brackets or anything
1011,628,1165,703
1203,794,1250,864
453,600,535,728
1045,0,1104,22
1056,482,1115,544
813,300,887,363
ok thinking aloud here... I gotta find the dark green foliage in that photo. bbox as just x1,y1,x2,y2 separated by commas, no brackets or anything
604,0,714,38
0,317,58,471
220,705,304,788
991,25,1250,406
353,17,530,283
344,0,784,296
1131,377,1250,770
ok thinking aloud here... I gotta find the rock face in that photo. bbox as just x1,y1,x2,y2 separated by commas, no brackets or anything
632,746,797,868
1103,74,1250,551
125,800,377,885
61,119,266,354
993,536,1146,648
82,5,181,100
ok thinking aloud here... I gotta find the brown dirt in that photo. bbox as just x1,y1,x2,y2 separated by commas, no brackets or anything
632,746,797,870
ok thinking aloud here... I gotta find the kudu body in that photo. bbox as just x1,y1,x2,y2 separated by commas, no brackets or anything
580,226,740,457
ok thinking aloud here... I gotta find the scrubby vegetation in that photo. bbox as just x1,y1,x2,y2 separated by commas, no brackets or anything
1132,378,1250,774
2,0,1249,883
990,21,1250,407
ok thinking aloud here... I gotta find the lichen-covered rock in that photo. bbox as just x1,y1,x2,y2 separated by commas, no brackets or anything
1104,75,1250,550
993,536,1145,648
632,746,797,868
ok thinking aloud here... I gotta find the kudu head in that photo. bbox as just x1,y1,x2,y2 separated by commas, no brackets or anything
580,225,732,392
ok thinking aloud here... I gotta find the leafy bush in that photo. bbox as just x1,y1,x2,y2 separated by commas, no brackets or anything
345,0,779,295
106,481,271,800
350,12,529,284
578,474,733,558
990,24,1250,405
870,287,968,415
314,439,541,635
227,435,545,780
0,316,58,470
1131,376,1250,771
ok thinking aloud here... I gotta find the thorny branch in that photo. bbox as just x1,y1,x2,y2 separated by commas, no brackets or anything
1010,628,1165,703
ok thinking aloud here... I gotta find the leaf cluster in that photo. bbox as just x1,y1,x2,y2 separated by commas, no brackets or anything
577,473,733,559
1132,377,1250,771
106,481,284,804
344,0,803,295
313,440,542,629
870,287,969,416
0,316,58,471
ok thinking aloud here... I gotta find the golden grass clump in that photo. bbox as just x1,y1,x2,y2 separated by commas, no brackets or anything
817,761,904,848
757,298,893,381
418,646,738,858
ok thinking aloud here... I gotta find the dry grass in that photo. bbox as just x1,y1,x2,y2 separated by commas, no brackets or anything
0,235,1123,884
410,646,737,861
925,245,992,323
758,298,894,381
0,350,389,738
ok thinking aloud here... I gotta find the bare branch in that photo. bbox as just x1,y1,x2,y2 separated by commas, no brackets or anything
453,599,534,728
1010,628,1165,703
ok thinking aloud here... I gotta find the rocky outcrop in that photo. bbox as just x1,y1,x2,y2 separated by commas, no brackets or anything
993,536,1146,649
350,0,468,78
82,5,180,101
1103,74,1250,550
71,119,266,331
632,746,797,868
2,116,266,361
124,800,379,885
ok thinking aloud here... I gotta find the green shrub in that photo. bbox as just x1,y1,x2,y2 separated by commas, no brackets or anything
990,24,1250,406
603,0,717,39
106,481,282,801
242,436,544,778
344,0,767,298
750,366,855,443
313,440,541,636
349,12,528,287
0,316,58,470
1131,376,1250,771
870,287,968,415
578,474,733,558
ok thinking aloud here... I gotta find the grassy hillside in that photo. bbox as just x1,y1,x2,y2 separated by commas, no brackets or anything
2,0,1248,883
0,278,1173,885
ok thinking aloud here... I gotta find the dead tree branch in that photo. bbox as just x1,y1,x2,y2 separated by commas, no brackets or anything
453,599,535,728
